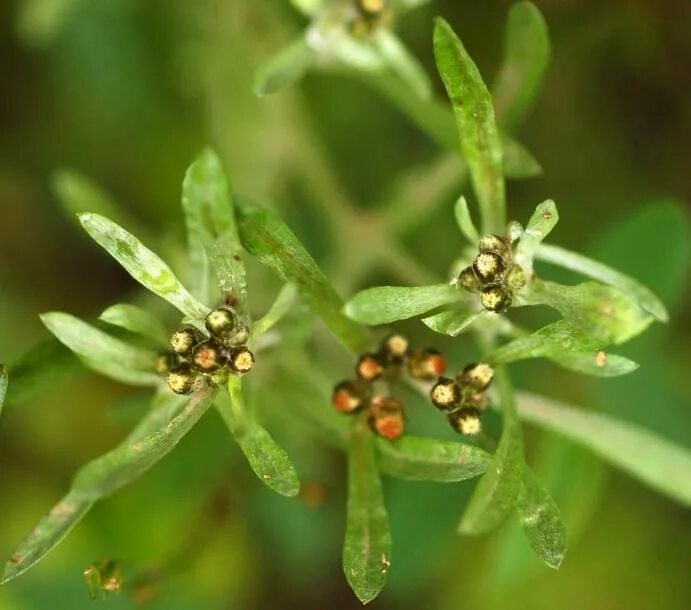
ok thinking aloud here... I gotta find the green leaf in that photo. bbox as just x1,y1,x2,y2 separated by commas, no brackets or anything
2,389,214,583
125,390,188,445
343,418,391,604
515,199,558,271
15,0,85,48
518,468,566,569
252,283,298,339
549,351,638,378
433,17,505,234
344,284,459,325
492,2,550,131
217,377,300,497
535,243,669,322
459,369,524,534
523,279,654,345
377,436,490,483
40,312,159,386
392,0,432,14
422,309,482,337
373,30,432,100
502,136,542,178
79,213,209,321
236,198,370,353
515,392,691,507
454,195,480,244
99,304,168,346
254,36,316,96
290,0,325,17
0,365,7,415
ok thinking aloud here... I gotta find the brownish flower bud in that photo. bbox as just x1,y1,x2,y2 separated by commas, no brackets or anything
228,346,255,375
380,333,409,362
191,340,224,372
478,233,507,255
368,396,405,440
472,251,507,284
167,364,203,395
457,362,495,392
408,348,446,380
430,377,462,411
169,327,204,357
480,284,512,312
205,307,237,339
331,380,367,413
457,266,480,292
448,407,482,436
505,264,527,291
356,353,384,381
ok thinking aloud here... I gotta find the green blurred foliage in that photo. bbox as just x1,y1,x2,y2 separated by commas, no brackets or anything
0,0,689,608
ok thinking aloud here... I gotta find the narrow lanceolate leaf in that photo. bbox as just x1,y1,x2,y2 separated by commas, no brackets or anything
374,30,432,100
377,436,490,483
454,196,480,244
514,199,558,272
343,418,391,604
41,312,159,386
99,304,168,346
535,243,669,322
459,369,524,534
518,468,566,569
182,149,248,315
492,2,550,131
422,309,482,337
0,365,7,415
515,392,691,507
434,18,505,234
252,283,298,339
236,198,370,354
217,378,300,497
549,351,638,378
523,279,654,345
254,37,316,96
502,136,542,178
345,284,459,325
79,213,209,320
2,389,213,583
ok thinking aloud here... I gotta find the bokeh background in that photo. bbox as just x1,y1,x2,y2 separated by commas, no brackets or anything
1,0,690,608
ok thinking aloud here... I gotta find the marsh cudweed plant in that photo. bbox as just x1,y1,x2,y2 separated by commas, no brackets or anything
1,1,690,604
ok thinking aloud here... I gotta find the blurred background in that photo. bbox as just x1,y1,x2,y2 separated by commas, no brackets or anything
1,0,690,608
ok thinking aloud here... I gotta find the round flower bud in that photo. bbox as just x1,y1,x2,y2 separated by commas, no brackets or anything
154,353,174,376
167,364,203,395
356,353,384,381
457,267,480,292
170,327,204,357
228,346,255,375
381,333,409,362
408,348,446,380
457,362,494,392
430,377,461,411
464,392,489,412
368,396,405,440
448,407,482,436
480,284,512,312
472,251,507,284
332,380,367,414
357,0,387,18
478,233,506,255
227,323,250,347
205,307,237,339
191,341,224,373
505,264,527,291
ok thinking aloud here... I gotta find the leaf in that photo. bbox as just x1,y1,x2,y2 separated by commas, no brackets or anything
518,468,567,569
523,279,654,345
434,18,505,234
252,283,298,339
254,36,316,96
492,1,550,131
549,351,638,378
236,198,370,353
502,136,542,178
422,309,482,337
377,436,490,483
343,418,391,604
15,0,85,48
290,0,326,18
41,312,159,386
373,30,432,100
2,389,214,583
0,365,7,415
514,199,558,271
535,243,669,322
99,304,168,346
454,195,480,244
217,377,300,497
459,369,524,534
515,392,691,507
79,213,209,321
392,0,432,14
125,390,188,445
344,284,459,325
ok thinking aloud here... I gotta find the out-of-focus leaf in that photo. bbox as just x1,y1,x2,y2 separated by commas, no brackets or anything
492,2,550,131
125,390,187,444
2,389,213,583
237,198,369,353
0,365,7,416
392,0,432,14
518,469,566,569
290,0,325,17
40,312,159,386
254,36,316,96
343,418,391,604
515,199,558,271
535,243,669,322
523,279,654,345
252,283,298,339
459,369,524,534
374,29,432,100
217,378,300,497
515,392,691,506
434,18,505,233
422,309,482,337
15,0,85,48
377,436,490,482
502,136,542,178
99,304,168,346
344,284,459,325
550,351,638,378
79,213,210,320
454,196,480,244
